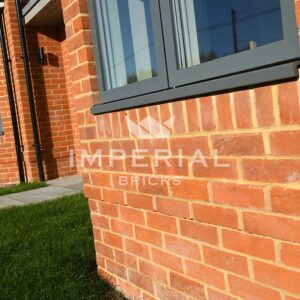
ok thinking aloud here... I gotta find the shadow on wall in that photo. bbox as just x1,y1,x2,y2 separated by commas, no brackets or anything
27,26,70,180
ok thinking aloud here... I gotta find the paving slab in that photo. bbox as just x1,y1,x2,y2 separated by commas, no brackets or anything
0,197,24,208
0,175,83,209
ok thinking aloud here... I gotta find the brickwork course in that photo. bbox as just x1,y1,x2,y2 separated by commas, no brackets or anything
1,0,300,299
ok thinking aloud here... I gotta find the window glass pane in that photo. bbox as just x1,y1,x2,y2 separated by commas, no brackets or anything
95,0,157,91
171,0,284,69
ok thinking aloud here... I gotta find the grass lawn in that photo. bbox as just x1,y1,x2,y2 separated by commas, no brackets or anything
0,181,48,196
0,193,126,300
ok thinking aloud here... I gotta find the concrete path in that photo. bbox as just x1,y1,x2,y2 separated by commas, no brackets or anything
0,175,83,209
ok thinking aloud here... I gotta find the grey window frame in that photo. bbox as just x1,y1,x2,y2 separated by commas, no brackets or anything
90,0,300,115
88,0,169,103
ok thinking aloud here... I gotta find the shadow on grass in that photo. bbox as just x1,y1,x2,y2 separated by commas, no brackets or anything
0,193,126,300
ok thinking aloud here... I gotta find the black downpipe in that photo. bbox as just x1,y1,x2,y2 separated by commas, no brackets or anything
0,15,25,183
15,0,45,182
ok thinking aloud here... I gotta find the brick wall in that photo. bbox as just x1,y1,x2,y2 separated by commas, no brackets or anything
0,49,19,185
6,0,300,296
44,0,300,299
0,0,81,185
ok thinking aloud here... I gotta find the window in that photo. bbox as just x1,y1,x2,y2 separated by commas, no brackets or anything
89,0,300,114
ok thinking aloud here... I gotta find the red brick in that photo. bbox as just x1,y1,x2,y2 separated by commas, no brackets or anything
212,182,265,209
185,260,225,289
102,189,125,205
155,283,185,300
106,259,127,279
207,288,236,300
200,96,216,131
170,179,208,201
95,242,114,259
270,130,300,155
212,133,264,156
280,242,300,269
254,260,300,294
180,219,218,245
91,215,109,230
186,99,201,132
165,235,201,260
135,226,162,247
127,193,154,211
110,219,133,237
193,203,239,229
229,275,281,300
170,136,210,156
128,270,153,293
152,248,183,273
172,101,186,134
271,187,300,216
156,197,190,218
243,159,300,183
90,172,111,187
255,86,275,127
170,272,205,299
125,239,150,259
119,206,145,226
216,94,233,130
193,158,238,180
203,245,249,276
139,260,168,284
147,211,177,234
223,229,275,260
244,212,300,243
103,232,123,249
155,158,189,177
99,202,119,218
278,82,300,125
138,176,169,196
114,249,138,270
234,90,253,128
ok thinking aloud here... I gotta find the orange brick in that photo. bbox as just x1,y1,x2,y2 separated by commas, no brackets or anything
165,235,201,260
128,270,154,293
234,90,253,128
185,260,225,289
244,212,300,243
271,187,300,216
139,260,168,284
103,232,123,249
270,130,300,155
152,248,183,273
203,245,249,276
229,275,281,300
102,189,125,205
222,229,275,260
127,192,154,211
193,203,239,229
278,82,300,125
180,219,218,245
200,96,216,131
119,206,145,225
110,219,133,237
135,226,162,247
216,94,233,130
147,211,177,234
254,260,300,294
242,159,300,183
255,86,275,127
207,288,236,300
125,239,150,259
280,242,300,269
212,133,264,156
170,272,205,299
212,182,265,209
156,197,190,218
170,179,208,201
170,136,210,156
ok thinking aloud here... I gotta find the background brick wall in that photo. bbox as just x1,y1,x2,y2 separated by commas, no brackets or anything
61,0,300,299
0,0,81,185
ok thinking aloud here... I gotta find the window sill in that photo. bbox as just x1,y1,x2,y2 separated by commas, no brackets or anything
91,61,300,115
